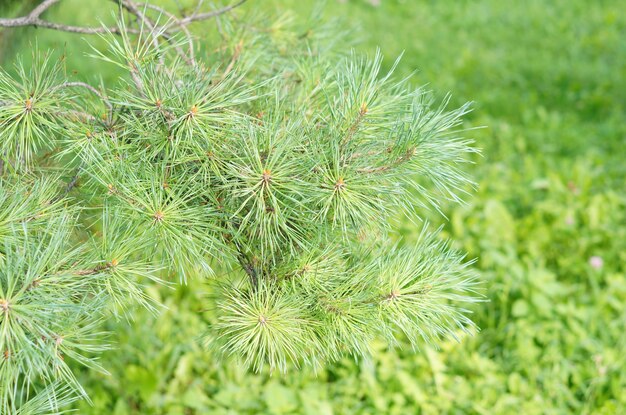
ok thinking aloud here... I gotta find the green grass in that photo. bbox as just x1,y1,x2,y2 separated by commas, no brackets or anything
2,0,625,414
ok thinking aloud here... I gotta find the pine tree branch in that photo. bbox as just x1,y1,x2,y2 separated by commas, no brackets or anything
0,4,478,384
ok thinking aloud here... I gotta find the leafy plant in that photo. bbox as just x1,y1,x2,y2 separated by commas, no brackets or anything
0,0,479,411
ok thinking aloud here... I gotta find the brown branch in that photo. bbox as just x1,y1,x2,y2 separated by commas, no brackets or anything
0,0,127,34
74,262,113,276
177,0,248,26
237,252,258,290
62,166,81,195
224,217,259,290
54,161,84,201
190,0,205,19
230,233,259,290
0,0,247,41
30,0,61,18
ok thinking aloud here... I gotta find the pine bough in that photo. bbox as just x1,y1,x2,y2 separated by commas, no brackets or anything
0,1,480,412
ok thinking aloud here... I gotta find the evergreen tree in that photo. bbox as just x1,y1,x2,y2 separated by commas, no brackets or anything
0,0,480,411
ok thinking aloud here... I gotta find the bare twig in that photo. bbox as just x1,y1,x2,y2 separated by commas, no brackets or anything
0,0,126,34
191,0,205,19
53,161,84,201
74,261,112,276
226,218,259,290
62,165,82,195
30,0,60,19
177,0,248,26
0,0,248,37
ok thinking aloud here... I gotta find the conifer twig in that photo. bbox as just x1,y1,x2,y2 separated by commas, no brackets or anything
0,3,479,398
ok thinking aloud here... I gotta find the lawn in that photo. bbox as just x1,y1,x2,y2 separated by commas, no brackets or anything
1,0,625,414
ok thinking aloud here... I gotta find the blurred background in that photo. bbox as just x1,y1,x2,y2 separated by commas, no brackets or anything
1,0,625,414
